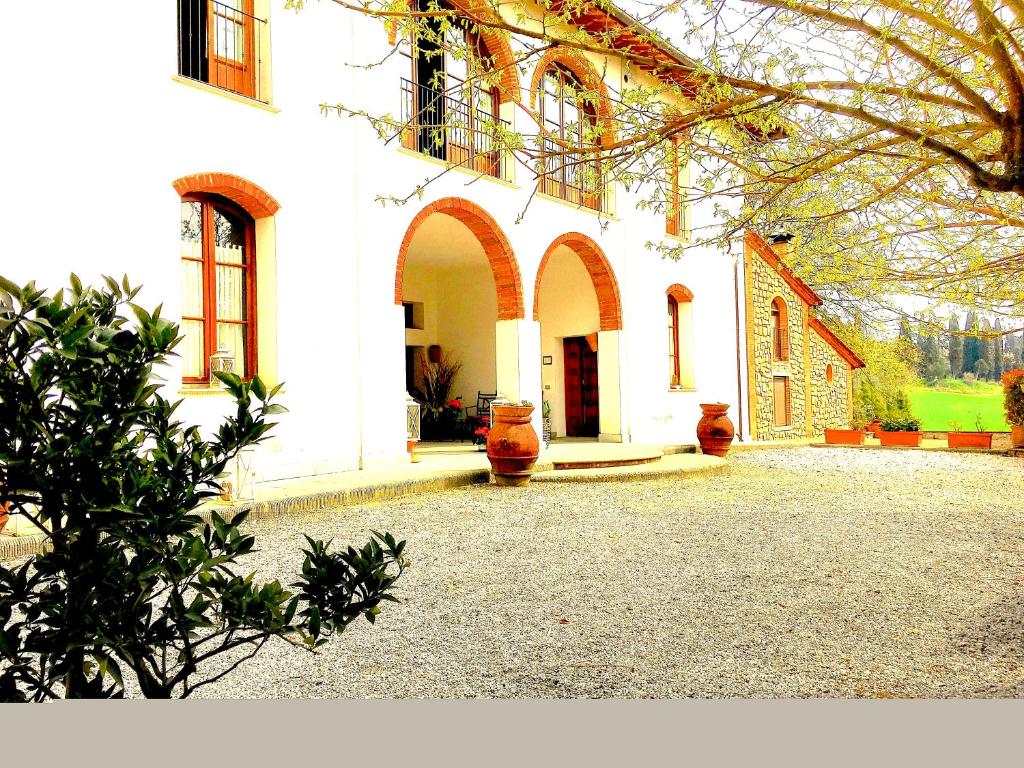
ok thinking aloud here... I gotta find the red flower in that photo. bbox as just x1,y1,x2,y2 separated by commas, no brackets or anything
474,426,489,437
447,399,462,409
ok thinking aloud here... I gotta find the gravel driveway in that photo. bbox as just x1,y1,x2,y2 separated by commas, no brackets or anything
200,447,1024,698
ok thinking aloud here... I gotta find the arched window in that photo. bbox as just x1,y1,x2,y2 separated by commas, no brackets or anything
180,195,256,382
771,297,789,361
403,0,503,177
539,65,602,210
667,284,695,389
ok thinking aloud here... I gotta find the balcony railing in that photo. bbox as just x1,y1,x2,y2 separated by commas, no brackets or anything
536,139,610,214
178,0,269,104
399,78,510,181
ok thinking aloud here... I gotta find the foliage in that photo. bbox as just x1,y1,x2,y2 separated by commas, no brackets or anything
1002,369,1024,426
0,275,406,700
301,0,1024,322
880,416,921,433
414,352,463,423
831,320,918,423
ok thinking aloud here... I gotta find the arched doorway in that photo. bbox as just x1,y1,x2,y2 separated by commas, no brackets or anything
534,233,623,440
395,197,524,440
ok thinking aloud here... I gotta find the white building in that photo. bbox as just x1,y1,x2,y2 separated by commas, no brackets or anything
0,1,860,484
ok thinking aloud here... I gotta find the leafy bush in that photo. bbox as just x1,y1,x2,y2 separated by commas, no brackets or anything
880,416,922,432
1002,369,1024,426
0,275,406,700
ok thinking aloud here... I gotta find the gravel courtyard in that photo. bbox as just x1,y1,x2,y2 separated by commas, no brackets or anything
202,448,1024,698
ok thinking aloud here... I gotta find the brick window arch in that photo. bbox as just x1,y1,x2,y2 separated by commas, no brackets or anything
771,296,789,362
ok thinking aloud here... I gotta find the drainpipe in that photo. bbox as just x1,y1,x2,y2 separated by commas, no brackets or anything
733,255,745,442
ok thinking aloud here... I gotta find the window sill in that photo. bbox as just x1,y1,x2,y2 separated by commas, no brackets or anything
664,230,692,245
178,386,233,397
396,147,519,189
534,190,618,220
668,386,697,393
172,75,280,113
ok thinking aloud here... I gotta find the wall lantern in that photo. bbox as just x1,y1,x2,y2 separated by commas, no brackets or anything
209,345,235,387
406,392,422,453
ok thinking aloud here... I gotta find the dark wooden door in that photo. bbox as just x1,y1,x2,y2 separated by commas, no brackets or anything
563,337,599,437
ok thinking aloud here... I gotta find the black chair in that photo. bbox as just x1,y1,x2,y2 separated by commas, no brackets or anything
468,391,497,428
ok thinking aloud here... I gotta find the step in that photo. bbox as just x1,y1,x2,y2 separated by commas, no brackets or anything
532,453,727,483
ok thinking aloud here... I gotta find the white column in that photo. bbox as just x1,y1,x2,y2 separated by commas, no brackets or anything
598,329,623,442
495,319,545,453
358,304,409,468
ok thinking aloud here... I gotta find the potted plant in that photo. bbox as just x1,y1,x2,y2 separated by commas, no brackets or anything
824,419,867,445
946,415,993,449
1002,369,1024,448
487,400,540,486
696,403,735,457
877,416,923,447
415,353,463,440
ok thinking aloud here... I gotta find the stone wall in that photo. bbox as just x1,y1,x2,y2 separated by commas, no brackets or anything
809,330,852,433
745,243,808,440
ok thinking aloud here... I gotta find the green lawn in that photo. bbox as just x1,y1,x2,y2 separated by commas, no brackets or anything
908,380,1010,432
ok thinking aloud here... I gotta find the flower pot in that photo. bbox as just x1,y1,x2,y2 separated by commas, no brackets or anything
0,510,9,536
878,431,922,447
866,419,883,437
487,405,540,486
696,403,735,457
824,428,866,446
542,416,552,447
1013,424,1024,449
946,432,993,449
407,439,418,454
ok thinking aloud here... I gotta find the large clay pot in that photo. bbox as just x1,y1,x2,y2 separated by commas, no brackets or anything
0,502,9,536
487,405,540,486
697,403,735,457
1013,425,1024,449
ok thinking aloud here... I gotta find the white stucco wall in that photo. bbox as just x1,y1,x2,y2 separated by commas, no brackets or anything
0,1,753,481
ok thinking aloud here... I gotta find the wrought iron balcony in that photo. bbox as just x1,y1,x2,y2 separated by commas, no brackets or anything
399,78,511,181
178,0,269,104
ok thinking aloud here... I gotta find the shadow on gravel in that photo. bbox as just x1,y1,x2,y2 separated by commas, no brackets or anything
953,591,1024,697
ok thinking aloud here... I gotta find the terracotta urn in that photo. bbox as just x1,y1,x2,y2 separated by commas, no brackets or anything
697,403,735,457
0,501,10,536
1013,424,1024,449
487,405,540,486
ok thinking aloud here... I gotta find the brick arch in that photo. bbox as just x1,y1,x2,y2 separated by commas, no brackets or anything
667,283,693,303
386,0,521,104
395,197,524,320
172,173,280,219
530,47,616,146
534,233,622,331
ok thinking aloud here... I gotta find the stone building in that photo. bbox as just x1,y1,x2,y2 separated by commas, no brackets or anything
743,232,865,440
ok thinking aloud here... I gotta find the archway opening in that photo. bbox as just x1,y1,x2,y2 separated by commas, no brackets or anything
396,199,522,441
534,234,622,440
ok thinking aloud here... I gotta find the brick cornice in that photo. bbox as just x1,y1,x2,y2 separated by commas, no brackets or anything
809,317,866,369
744,231,821,308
